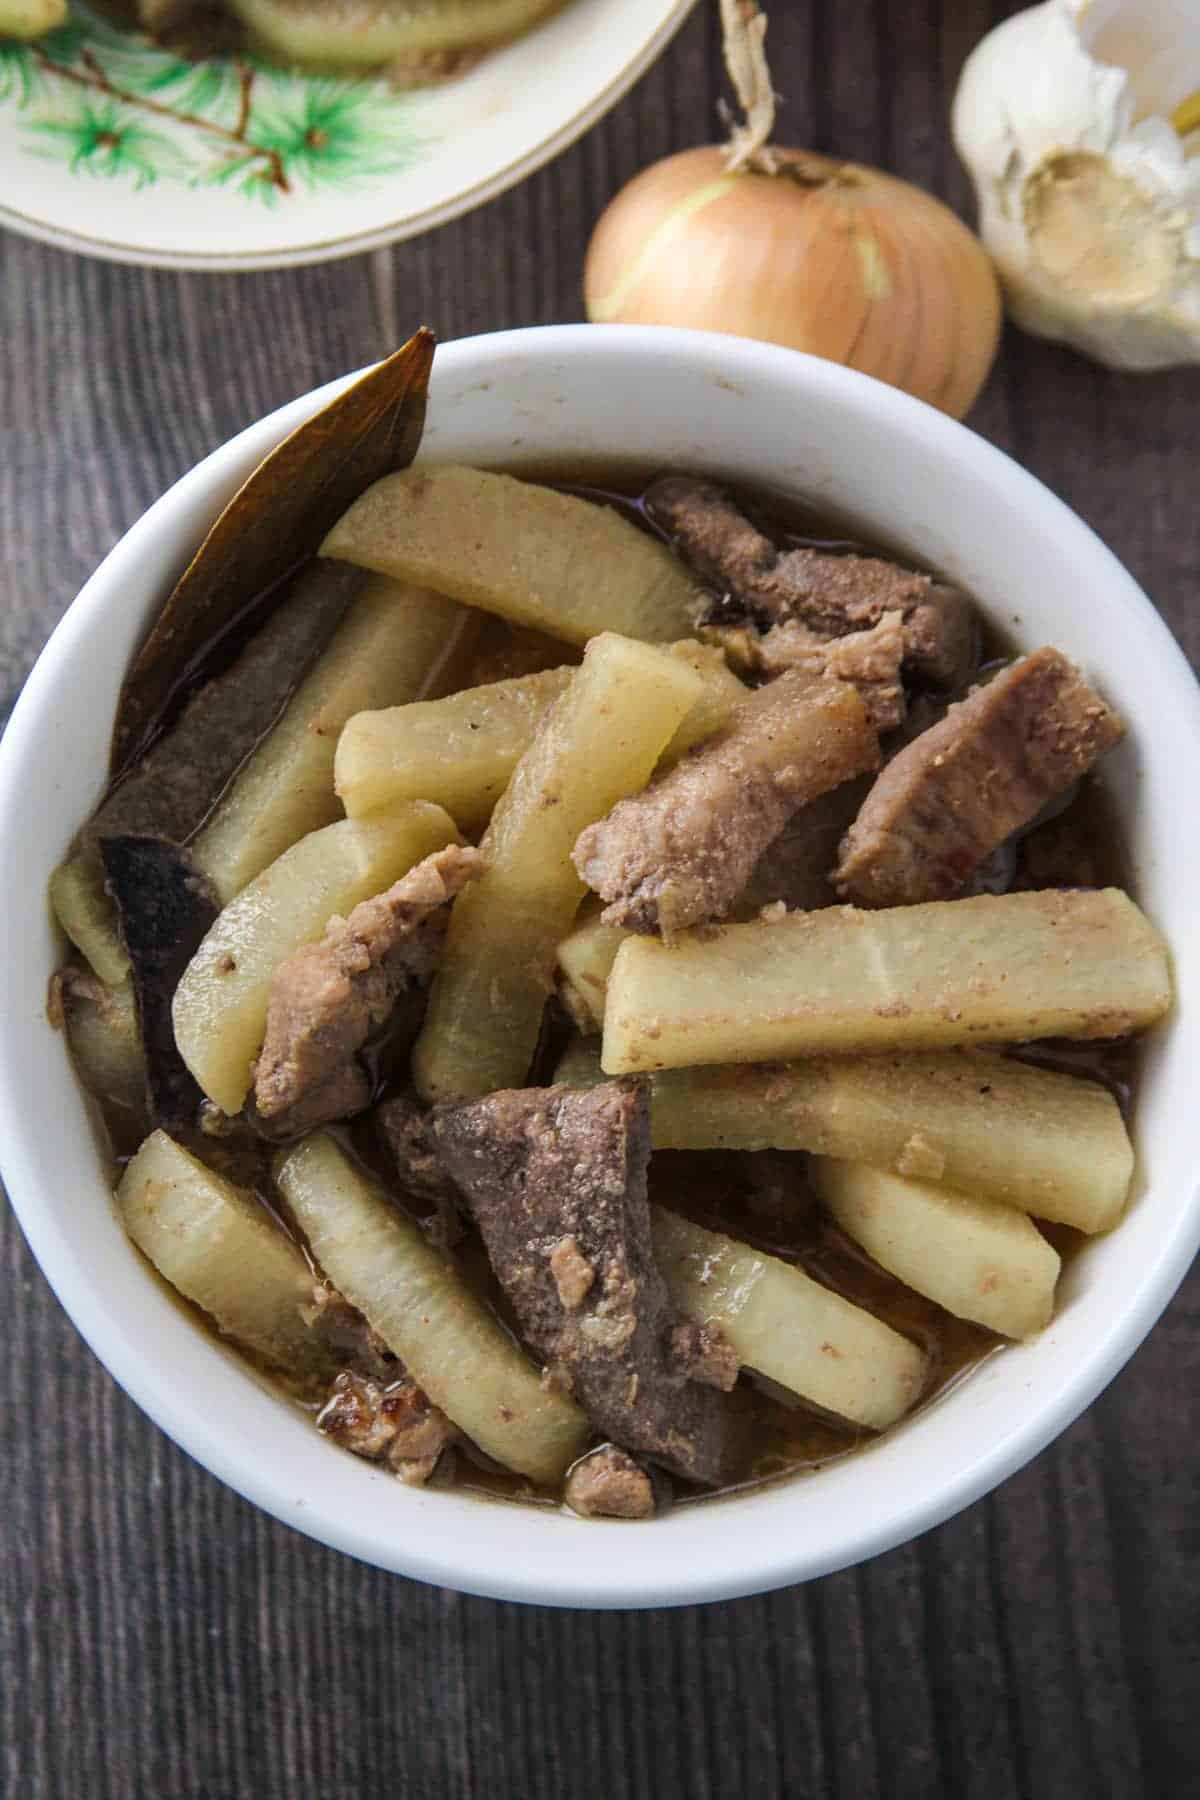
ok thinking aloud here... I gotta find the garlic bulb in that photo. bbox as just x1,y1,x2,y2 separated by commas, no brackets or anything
952,0,1200,369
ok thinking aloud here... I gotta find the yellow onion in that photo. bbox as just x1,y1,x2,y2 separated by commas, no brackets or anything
584,4,1002,419
586,145,1001,420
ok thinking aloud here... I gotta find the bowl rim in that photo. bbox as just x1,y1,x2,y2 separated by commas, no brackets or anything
3,323,1199,1608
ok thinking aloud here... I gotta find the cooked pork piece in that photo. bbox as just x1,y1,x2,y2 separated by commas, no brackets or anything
709,610,907,731
253,845,484,1137
573,671,878,938
317,1370,453,1486
670,1320,739,1392
835,650,1124,907
564,1446,658,1519
733,778,872,917
1013,805,1106,892
905,587,977,689
647,475,974,687
434,1081,727,1485
305,1284,398,1382
548,1235,596,1310
375,1091,459,1203
374,1092,468,1251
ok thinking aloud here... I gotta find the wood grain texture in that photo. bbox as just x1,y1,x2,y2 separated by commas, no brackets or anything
2,2,1199,1795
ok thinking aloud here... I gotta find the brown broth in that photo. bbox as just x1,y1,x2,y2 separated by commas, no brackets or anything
71,463,1143,1517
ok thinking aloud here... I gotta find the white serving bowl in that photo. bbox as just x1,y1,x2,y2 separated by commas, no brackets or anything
2,326,1198,1608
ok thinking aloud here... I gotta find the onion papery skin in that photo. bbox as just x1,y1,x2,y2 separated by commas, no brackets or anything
584,146,1003,420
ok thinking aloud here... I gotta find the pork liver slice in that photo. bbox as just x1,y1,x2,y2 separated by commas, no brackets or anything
434,1081,727,1485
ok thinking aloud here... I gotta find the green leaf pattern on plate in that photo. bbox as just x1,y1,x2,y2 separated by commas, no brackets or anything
1,5,426,199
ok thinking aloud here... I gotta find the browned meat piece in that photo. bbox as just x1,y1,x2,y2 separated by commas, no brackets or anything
253,845,484,1136
375,1091,467,1250
573,672,879,938
434,1081,727,1485
548,1236,596,1309
317,1371,453,1486
907,586,976,688
135,0,238,50
735,1150,819,1225
305,1284,398,1382
709,611,907,731
670,1321,739,1392
647,476,974,687
375,1091,452,1200
1013,805,1105,892
647,476,918,628
733,777,873,917
835,650,1124,907
564,1446,658,1519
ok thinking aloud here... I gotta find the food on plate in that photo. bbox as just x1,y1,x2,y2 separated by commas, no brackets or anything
0,0,65,38
254,842,485,1138
119,1130,334,1384
6,0,570,79
51,968,146,1125
556,905,628,1033
335,640,742,829
101,834,222,1130
51,335,1170,1521
647,475,976,691
50,562,363,989
435,1081,727,1482
114,332,435,771
222,0,565,76
337,666,575,829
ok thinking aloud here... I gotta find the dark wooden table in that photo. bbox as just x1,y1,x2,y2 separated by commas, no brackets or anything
3,4,1198,1794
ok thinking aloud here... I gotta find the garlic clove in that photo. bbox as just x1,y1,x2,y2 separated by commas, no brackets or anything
952,0,1200,369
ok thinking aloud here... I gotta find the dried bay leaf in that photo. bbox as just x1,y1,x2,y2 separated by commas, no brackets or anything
95,560,362,849
113,327,436,771
100,837,220,1131
51,560,360,988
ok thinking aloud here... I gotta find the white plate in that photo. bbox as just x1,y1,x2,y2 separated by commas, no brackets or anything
0,0,696,269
